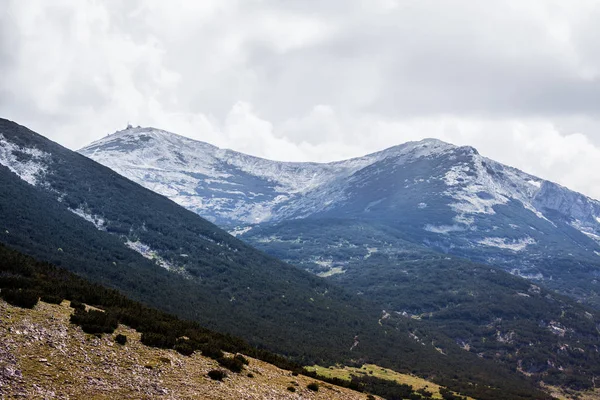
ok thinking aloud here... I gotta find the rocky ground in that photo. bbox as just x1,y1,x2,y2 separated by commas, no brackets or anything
0,299,379,399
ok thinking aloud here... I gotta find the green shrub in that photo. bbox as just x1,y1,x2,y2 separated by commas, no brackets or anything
174,341,195,356
217,356,244,373
70,308,118,335
1,288,39,308
70,300,85,310
41,294,63,304
208,369,226,381
287,386,296,392
115,334,127,345
140,332,176,349
201,343,224,360
234,354,249,365
307,382,319,392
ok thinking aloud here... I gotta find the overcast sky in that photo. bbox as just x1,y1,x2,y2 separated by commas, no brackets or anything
1,0,600,198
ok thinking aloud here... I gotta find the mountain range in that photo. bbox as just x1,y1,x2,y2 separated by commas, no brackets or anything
3,118,600,398
80,126,600,307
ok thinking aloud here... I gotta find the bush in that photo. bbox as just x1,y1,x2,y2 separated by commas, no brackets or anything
217,356,244,373
115,334,127,345
208,369,227,381
70,308,118,335
201,343,224,360
416,388,433,398
41,294,63,304
70,300,85,310
307,382,319,392
234,354,249,365
287,386,296,392
440,388,467,400
1,288,39,308
174,341,195,356
140,332,176,349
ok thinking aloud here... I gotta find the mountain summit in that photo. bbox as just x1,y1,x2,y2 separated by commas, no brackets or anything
81,128,466,225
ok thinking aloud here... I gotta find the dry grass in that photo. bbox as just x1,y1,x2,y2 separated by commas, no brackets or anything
306,363,475,400
0,299,379,399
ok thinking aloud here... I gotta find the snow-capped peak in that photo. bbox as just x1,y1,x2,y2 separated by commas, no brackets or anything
368,138,457,161
79,128,600,250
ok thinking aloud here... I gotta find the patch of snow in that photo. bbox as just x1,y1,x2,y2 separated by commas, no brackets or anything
443,164,470,186
365,198,385,212
571,219,600,244
595,251,600,257
364,247,378,259
441,153,559,229
510,269,545,280
581,230,600,242
228,226,253,237
125,239,179,272
316,266,346,278
453,214,474,226
69,207,106,230
596,216,600,224
477,237,536,251
418,202,428,209
314,259,333,268
0,134,49,185
424,224,464,234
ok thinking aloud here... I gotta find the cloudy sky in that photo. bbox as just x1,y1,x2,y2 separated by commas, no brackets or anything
1,0,600,198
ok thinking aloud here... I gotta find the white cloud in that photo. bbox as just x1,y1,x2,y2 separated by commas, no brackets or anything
1,0,600,198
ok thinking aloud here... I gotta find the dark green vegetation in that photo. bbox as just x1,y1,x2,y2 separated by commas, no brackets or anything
115,334,127,345
246,219,600,391
0,118,565,399
1,244,481,400
207,370,227,381
284,145,600,309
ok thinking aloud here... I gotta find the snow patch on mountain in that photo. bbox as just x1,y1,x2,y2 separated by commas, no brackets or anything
478,237,536,252
125,239,180,272
384,138,456,162
440,150,562,233
69,207,106,230
0,134,49,185
570,220,600,244
424,224,465,234
229,226,253,237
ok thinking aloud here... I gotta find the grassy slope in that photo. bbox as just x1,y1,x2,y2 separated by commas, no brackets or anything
306,364,468,399
0,299,377,400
